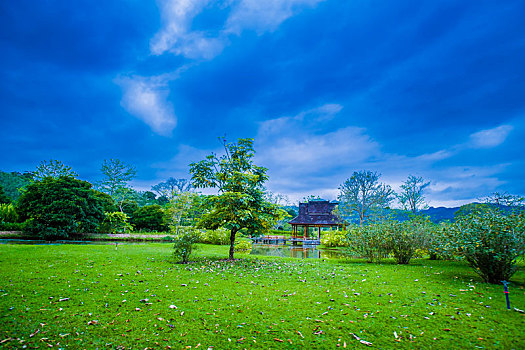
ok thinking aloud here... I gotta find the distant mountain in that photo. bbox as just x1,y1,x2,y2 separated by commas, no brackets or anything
419,206,460,223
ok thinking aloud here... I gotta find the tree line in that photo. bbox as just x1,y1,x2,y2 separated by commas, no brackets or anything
1,137,524,280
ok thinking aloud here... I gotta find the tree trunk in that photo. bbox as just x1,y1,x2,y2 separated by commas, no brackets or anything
229,228,238,260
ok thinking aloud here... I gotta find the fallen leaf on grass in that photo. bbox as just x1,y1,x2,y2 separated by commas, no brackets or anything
296,331,304,338
59,298,70,302
29,329,39,337
87,320,99,326
350,333,372,346
274,338,284,342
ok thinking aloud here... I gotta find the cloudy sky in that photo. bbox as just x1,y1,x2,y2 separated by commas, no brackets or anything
1,0,524,207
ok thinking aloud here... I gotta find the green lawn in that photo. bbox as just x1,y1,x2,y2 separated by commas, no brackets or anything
0,243,524,349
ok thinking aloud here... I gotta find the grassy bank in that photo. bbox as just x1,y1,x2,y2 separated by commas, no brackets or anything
0,244,524,349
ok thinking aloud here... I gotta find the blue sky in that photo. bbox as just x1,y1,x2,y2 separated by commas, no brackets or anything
1,0,524,207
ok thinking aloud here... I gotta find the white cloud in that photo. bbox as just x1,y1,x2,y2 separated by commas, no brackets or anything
151,0,324,59
118,75,177,136
225,0,324,35
150,0,217,57
468,124,513,148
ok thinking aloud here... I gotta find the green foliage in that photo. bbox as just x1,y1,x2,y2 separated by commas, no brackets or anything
0,221,26,231
345,224,390,262
321,229,349,247
0,184,11,204
172,228,200,263
197,228,230,245
0,203,18,223
100,211,133,233
345,217,432,264
0,171,32,202
33,159,78,181
168,192,203,235
190,137,286,259
234,239,252,252
92,190,118,213
16,176,104,239
132,205,169,232
447,205,525,283
388,217,431,264
120,198,139,218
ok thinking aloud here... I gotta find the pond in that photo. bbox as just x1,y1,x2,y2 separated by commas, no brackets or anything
250,244,347,259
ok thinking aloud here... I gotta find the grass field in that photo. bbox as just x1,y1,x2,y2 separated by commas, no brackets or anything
1,243,524,349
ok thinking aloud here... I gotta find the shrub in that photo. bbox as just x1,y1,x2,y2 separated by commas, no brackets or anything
427,221,456,260
0,203,18,223
447,206,525,283
173,228,200,263
388,217,430,265
321,229,349,247
345,224,390,262
198,228,230,245
132,205,169,232
234,239,252,252
0,221,26,231
100,212,133,233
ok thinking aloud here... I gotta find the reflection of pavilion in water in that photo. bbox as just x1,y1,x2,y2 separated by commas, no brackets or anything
250,244,320,259
290,246,320,259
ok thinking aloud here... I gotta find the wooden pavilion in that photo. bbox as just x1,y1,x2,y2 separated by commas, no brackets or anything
288,200,344,244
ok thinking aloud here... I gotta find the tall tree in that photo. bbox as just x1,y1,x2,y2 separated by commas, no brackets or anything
33,160,78,181
190,137,286,259
151,177,192,200
397,175,430,214
98,159,136,196
337,170,394,226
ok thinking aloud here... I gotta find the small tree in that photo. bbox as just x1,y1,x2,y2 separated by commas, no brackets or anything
338,170,394,226
172,228,200,263
100,211,133,233
33,160,78,181
397,175,430,214
190,137,286,259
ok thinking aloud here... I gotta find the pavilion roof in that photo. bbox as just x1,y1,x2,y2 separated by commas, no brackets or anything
288,200,343,226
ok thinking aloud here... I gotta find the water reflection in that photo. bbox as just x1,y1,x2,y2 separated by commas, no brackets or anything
250,244,346,259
